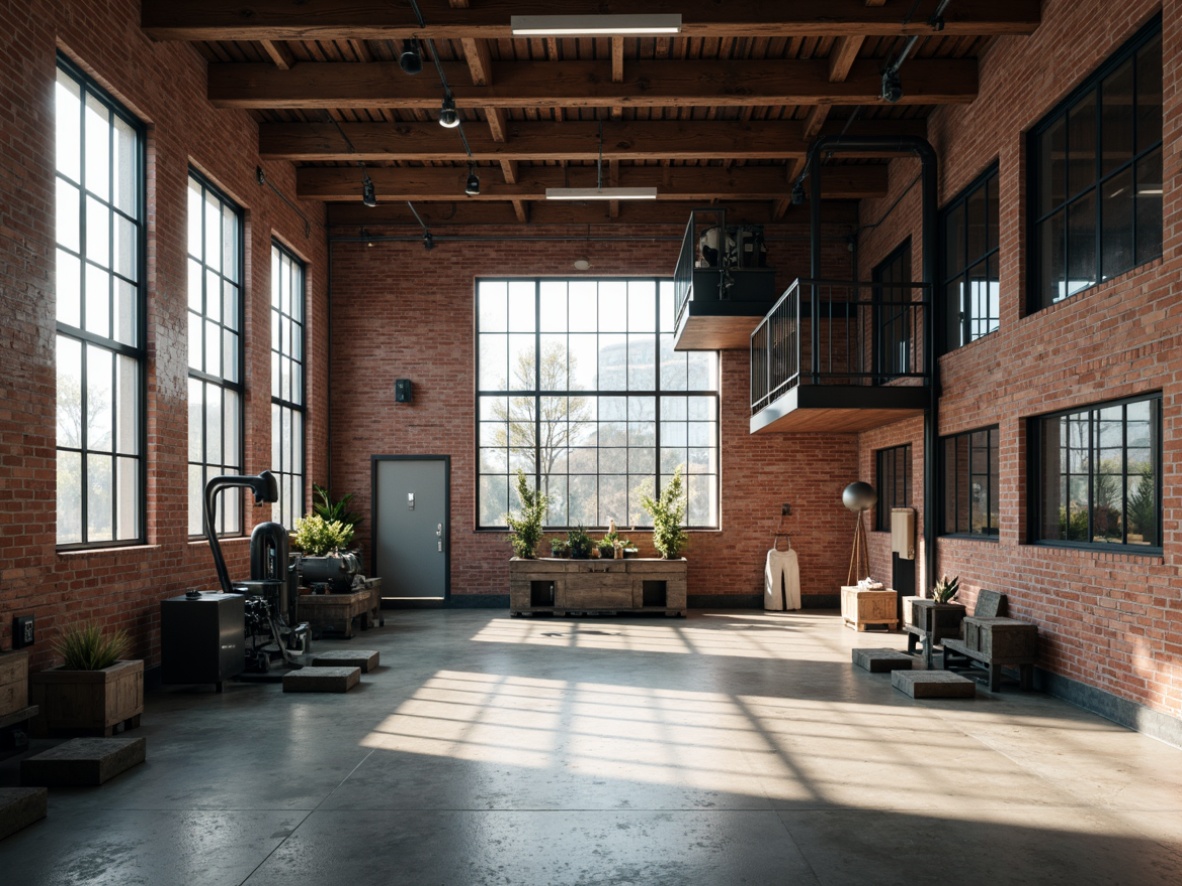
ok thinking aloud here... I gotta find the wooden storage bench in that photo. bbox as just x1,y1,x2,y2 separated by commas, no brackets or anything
509,558,687,617
941,616,1037,691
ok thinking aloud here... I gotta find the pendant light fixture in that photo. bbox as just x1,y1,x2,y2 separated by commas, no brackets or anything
545,119,658,201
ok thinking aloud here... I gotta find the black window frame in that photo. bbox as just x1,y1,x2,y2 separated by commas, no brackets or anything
270,241,307,529
872,240,913,382
875,444,911,532
54,53,148,550
475,277,721,531
186,169,246,538
940,426,1000,539
1029,393,1162,552
940,164,1000,352
1028,15,1162,313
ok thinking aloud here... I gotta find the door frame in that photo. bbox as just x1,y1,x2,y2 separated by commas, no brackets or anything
370,454,451,603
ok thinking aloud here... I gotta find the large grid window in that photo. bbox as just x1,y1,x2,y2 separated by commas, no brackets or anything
875,445,911,531
477,278,719,529
942,165,1000,350
54,57,145,548
1033,395,1160,549
187,172,244,536
941,427,999,537
1030,17,1162,311
271,243,306,528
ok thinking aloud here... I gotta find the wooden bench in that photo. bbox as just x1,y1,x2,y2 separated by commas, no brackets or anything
940,592,1037,691
904,589,1007,666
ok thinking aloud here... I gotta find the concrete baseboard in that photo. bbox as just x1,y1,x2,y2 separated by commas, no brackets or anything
1036,667,1182,750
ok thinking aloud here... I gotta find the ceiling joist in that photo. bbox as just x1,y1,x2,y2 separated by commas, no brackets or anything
258,118,927,163
143,0,1041,42
296,164,889,202
208,59,978,109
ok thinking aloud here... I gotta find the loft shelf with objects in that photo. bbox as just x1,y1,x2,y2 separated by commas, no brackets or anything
749,278,931,434
671,209,779,351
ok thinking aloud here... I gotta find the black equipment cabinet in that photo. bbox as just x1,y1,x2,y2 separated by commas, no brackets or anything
161,592,246,691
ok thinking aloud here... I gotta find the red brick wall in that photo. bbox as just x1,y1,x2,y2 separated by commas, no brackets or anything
0,0,328,670
327,225,860,603
857,0,1182,721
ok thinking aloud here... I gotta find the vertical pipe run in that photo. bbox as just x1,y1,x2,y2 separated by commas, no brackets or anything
804,135,940,591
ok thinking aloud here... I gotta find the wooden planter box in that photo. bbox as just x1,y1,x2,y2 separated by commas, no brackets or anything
909,600,967,643
840,586,899,631
28,659,143,737
0,650,30,718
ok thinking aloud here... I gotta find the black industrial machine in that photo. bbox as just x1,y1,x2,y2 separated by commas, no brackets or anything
162,470,310,681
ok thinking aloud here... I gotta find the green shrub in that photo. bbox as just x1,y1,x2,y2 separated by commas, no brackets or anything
292,513,355,556
505,470,547,558
641,465,688,559
311,484,362,531
55,622,130,670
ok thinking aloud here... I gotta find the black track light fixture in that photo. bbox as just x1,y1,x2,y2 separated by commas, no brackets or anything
399,38,423,75
361,174,377,208
465,164,480,196
790,181,805,206
881,68,903,103
439,94,460,128
422,231,435,251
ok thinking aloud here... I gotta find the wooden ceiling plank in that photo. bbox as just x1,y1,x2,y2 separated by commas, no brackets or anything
142,0,1042,41
259,118,928,162
802,105,830,140
297,163,888,201
208,58,978,109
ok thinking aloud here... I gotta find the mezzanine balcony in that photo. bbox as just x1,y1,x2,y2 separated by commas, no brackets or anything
750,278,931,433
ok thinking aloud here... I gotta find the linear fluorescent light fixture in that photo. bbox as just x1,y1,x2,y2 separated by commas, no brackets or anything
511,14,682,36
546,186,658,201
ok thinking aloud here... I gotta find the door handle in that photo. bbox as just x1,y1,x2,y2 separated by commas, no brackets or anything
436,523,442,537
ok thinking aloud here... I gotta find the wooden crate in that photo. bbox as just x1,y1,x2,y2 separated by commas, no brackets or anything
962,617,1038,660
0,651,29,718
298,590,372,639
840,586,898,631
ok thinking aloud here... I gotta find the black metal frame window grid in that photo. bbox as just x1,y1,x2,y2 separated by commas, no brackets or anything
872,240,912,381
875,444,911,531
54,55,147,549
1029,15,1162,312
940,426,999,538
1030,394,1161,550
476,278,720,530
941,164,1000,350
186,170,245,537
270,242,306,528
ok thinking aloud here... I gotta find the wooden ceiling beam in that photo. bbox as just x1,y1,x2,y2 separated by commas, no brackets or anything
296,164,889,202
258,118,927,162
259,39,295,70
209,59,977,109
329,200,859,228
143,1,1041,41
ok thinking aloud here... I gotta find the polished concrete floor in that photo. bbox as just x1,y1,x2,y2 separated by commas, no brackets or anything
2,608,1181,885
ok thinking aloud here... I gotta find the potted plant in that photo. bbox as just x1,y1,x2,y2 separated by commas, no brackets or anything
549,537,570,558
908,574,968,655
29,622,143,737
597,538,616,559
505,469,548,559
641,465,688,559
310,484,362,533
567,525,594,559
292,513,359,593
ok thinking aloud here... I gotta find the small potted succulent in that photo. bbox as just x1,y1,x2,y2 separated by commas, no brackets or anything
911,574,967,640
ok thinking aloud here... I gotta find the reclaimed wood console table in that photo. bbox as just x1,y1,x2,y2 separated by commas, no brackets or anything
509,557,687,617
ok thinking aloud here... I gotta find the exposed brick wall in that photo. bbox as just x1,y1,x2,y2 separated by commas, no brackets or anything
856,0,1182,721
327,226,859,603
0,0,327,671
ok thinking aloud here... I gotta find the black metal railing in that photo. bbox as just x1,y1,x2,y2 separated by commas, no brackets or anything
750,278,931,414
673,212,696,331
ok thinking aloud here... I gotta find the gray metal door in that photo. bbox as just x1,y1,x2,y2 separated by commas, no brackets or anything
373,456,449,600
